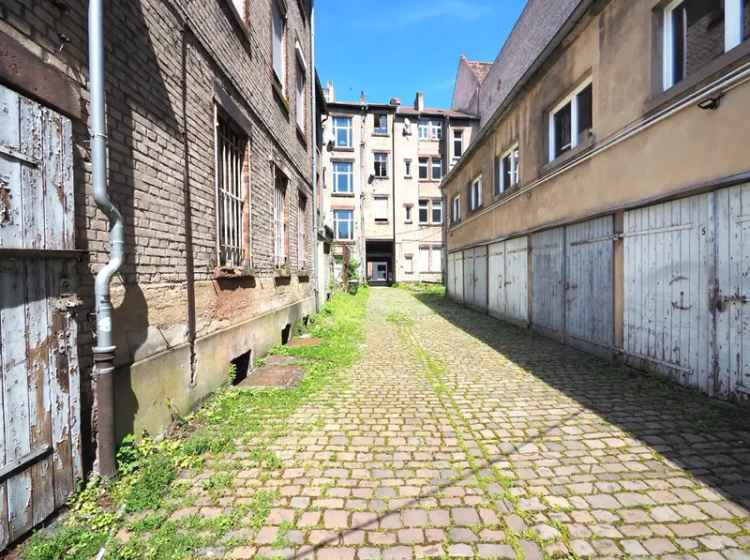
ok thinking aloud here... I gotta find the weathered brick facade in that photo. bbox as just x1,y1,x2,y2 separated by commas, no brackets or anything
1,0,316,472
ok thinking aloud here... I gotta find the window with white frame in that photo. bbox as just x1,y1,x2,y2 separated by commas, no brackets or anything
333,116,352,148
431,158,443,181
404,255,414,274
295,42,307,132
334,209,354,240
332,161,353,193
232,0,246,19
216,110,248,268
663,0,748,90
272,0,287,90
430,121,443,140
404,159,413,177
497,144,520,194
404,204,413,223
373,152,389,178
418,246,443,273
419,199,429,224
418,120,429,139
431,199,443,224
273,169,288,266
452,194,462,224
374,195,389,223
469,176,483,211
374,113,388,135
453,129,464,158
297,192,307,269
418,157,429,180
548,80,593,161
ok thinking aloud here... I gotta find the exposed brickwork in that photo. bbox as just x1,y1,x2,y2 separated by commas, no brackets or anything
176,288,750,558
1,0,315,469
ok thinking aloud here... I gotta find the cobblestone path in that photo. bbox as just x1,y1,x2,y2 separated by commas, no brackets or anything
209,288,750,559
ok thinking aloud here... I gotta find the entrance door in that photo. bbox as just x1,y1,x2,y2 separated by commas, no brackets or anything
374,262,388,283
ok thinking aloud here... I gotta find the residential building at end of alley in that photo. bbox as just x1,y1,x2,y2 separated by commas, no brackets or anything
319,84,479,285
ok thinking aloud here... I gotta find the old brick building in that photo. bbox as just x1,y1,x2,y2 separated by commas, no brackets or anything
0,0,319,544
443,0,750,401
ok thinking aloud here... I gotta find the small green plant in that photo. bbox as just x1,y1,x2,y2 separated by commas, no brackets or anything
122,454,177,513
227,362,238,384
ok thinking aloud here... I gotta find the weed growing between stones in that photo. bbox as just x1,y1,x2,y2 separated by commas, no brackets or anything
21,288,368,560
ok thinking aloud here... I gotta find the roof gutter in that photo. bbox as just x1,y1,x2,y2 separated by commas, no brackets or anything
441,0,594,189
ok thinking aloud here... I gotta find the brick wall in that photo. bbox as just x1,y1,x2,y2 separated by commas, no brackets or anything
0,0,315,471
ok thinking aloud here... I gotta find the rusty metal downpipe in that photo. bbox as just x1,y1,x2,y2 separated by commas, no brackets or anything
89,0,124,478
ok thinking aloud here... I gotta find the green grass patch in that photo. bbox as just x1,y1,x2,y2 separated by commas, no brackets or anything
21,289,369,560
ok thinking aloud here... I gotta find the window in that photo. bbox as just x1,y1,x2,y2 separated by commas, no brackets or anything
274,169,288,266
431,121,443,140
453,129,464,158
374,113,388,135
334,209,354,240
431,199,443,224
663,0,747,89
405,255,414,274
374,196,389,223
373,152,389,178
418,120,429,139
431,159,443,181
497,144,520,194
549,80,593,161
232,0,246,18
419,246,444,273
295,43,307,132
405,159,413,177
216,111,248,268
333,117,352,148
332,161,353,193
404,205,413,223
419,199,430,224
452,195,462,224
418,199,442,225
272,0,287,90
298,192,307,269
419,157,429,180
469,176,482,211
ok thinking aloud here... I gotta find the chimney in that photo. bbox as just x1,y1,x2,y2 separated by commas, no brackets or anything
389,97,401,106
359,90,366,104
415,91,424,112
325,80,335,103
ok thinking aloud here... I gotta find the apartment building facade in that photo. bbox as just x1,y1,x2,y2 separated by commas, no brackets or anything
443,0,750,400
321,85,478,285
0,0,320,545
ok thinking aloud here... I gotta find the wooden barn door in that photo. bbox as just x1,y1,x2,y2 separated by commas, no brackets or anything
0,85,81,548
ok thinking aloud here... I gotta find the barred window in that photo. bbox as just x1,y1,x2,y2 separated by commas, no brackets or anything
216,111,248,268
274,169,288,267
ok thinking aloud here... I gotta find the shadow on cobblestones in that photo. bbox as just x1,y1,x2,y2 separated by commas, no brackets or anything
414,292,750,513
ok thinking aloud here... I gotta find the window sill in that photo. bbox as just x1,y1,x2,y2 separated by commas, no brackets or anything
334,239,356,244
494,184,522,201
541,132,595,176
645,40,750,116
274,266,292,279
405,175,413,179
213,266,255,280
331,146,355,153
373,132,390,137
405,220,413,224
332,192,355,198
374,220,390,225
373,176,390,180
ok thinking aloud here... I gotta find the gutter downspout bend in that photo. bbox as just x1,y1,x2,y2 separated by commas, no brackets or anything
89,0,124,478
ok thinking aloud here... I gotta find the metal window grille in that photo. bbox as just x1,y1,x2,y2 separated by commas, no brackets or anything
274,174,287,267
216,114,246,267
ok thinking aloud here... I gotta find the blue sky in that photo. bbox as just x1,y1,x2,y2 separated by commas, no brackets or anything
315,0,527,108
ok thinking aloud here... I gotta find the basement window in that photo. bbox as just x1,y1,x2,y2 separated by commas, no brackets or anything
230,350,253,385
663,0,748,89
215,108,248,268
548,79,593,162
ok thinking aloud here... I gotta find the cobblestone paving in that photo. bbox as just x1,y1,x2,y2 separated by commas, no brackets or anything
197,288,750,559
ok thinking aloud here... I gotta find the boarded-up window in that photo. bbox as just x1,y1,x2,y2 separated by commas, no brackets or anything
374,196,388,222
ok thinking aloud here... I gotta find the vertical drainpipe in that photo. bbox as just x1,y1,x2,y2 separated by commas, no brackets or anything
89,0,124,478
310,2,320,311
